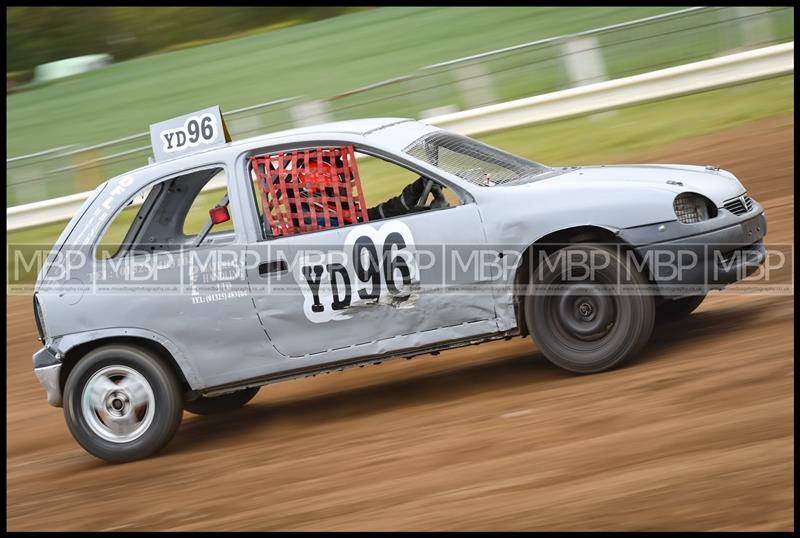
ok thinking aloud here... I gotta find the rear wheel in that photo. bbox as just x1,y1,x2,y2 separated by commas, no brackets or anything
63,344,183,463
184,387,260,416
657,294,706,322
525,245,655,374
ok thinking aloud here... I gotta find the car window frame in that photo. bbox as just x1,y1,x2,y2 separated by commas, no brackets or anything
91,162,235,262
236,140,475,243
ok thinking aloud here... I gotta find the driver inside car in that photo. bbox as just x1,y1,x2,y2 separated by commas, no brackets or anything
291,156,450,227
366,176,449,220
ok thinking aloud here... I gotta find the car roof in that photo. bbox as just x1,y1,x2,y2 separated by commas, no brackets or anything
102,117,439,189
150,117,421,166
243,117,416,139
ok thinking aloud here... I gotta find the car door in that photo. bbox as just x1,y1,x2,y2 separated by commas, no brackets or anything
243,143,498,359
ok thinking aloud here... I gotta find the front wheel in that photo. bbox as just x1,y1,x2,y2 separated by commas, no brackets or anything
525,245,655,374
63,345,183,463
184,387,260,416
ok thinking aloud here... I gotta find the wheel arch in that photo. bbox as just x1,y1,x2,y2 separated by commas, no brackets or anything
512,225,648,337
56,330,201,395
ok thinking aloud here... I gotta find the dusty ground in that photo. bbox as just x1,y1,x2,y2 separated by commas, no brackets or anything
6,116,794,531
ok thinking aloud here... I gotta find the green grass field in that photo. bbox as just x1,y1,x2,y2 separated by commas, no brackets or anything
8,7,680,158
7,75,793,262
12,6,796,159
7,6,794,209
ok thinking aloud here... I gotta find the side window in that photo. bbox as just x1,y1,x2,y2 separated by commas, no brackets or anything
182,169,233,236
247,145,460,240
95,166,231,260
356,150,462,216
95,184,160,260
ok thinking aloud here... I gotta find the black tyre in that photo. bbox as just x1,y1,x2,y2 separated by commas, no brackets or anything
525,245,655,374
183,387,260,416
657,294,707,322
63,345,183,463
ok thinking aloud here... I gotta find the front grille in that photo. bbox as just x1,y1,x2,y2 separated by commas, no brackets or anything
723,193,753,215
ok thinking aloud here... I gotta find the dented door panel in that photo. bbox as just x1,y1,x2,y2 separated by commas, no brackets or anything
246,203,497,359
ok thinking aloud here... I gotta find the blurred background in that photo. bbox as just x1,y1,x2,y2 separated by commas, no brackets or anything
6,6,794,531
6,7,793,207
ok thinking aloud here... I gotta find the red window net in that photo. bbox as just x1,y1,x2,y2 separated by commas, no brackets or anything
250,145,369,237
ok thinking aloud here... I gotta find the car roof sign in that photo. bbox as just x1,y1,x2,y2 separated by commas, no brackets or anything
149,105,232,162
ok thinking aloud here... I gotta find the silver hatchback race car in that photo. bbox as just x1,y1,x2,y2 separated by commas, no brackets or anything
32,108,767,462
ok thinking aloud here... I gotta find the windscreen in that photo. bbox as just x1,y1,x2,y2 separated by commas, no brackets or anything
403,132,551,186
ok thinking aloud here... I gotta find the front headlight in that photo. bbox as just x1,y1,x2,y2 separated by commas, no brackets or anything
673,192,717,224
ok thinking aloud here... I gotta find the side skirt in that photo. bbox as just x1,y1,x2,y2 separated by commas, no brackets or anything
199,330,521,397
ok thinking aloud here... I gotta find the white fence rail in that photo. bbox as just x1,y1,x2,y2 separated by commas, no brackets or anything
6,42,793,232
433,41,793,136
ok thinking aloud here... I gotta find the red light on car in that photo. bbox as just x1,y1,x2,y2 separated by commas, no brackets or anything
209,206,230,224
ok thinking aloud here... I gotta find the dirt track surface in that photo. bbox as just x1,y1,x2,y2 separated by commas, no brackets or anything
6,116,794,531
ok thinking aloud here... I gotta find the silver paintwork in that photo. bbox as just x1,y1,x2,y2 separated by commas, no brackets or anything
34,363,62,406
32,118,764,405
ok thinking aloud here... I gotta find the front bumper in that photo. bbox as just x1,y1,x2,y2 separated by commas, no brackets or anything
619,211,768,298
33,346,62,407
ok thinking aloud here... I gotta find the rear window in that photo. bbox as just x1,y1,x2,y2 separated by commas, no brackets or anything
404,132,551,186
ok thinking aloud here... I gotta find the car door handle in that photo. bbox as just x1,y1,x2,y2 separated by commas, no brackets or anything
259,260,288,276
